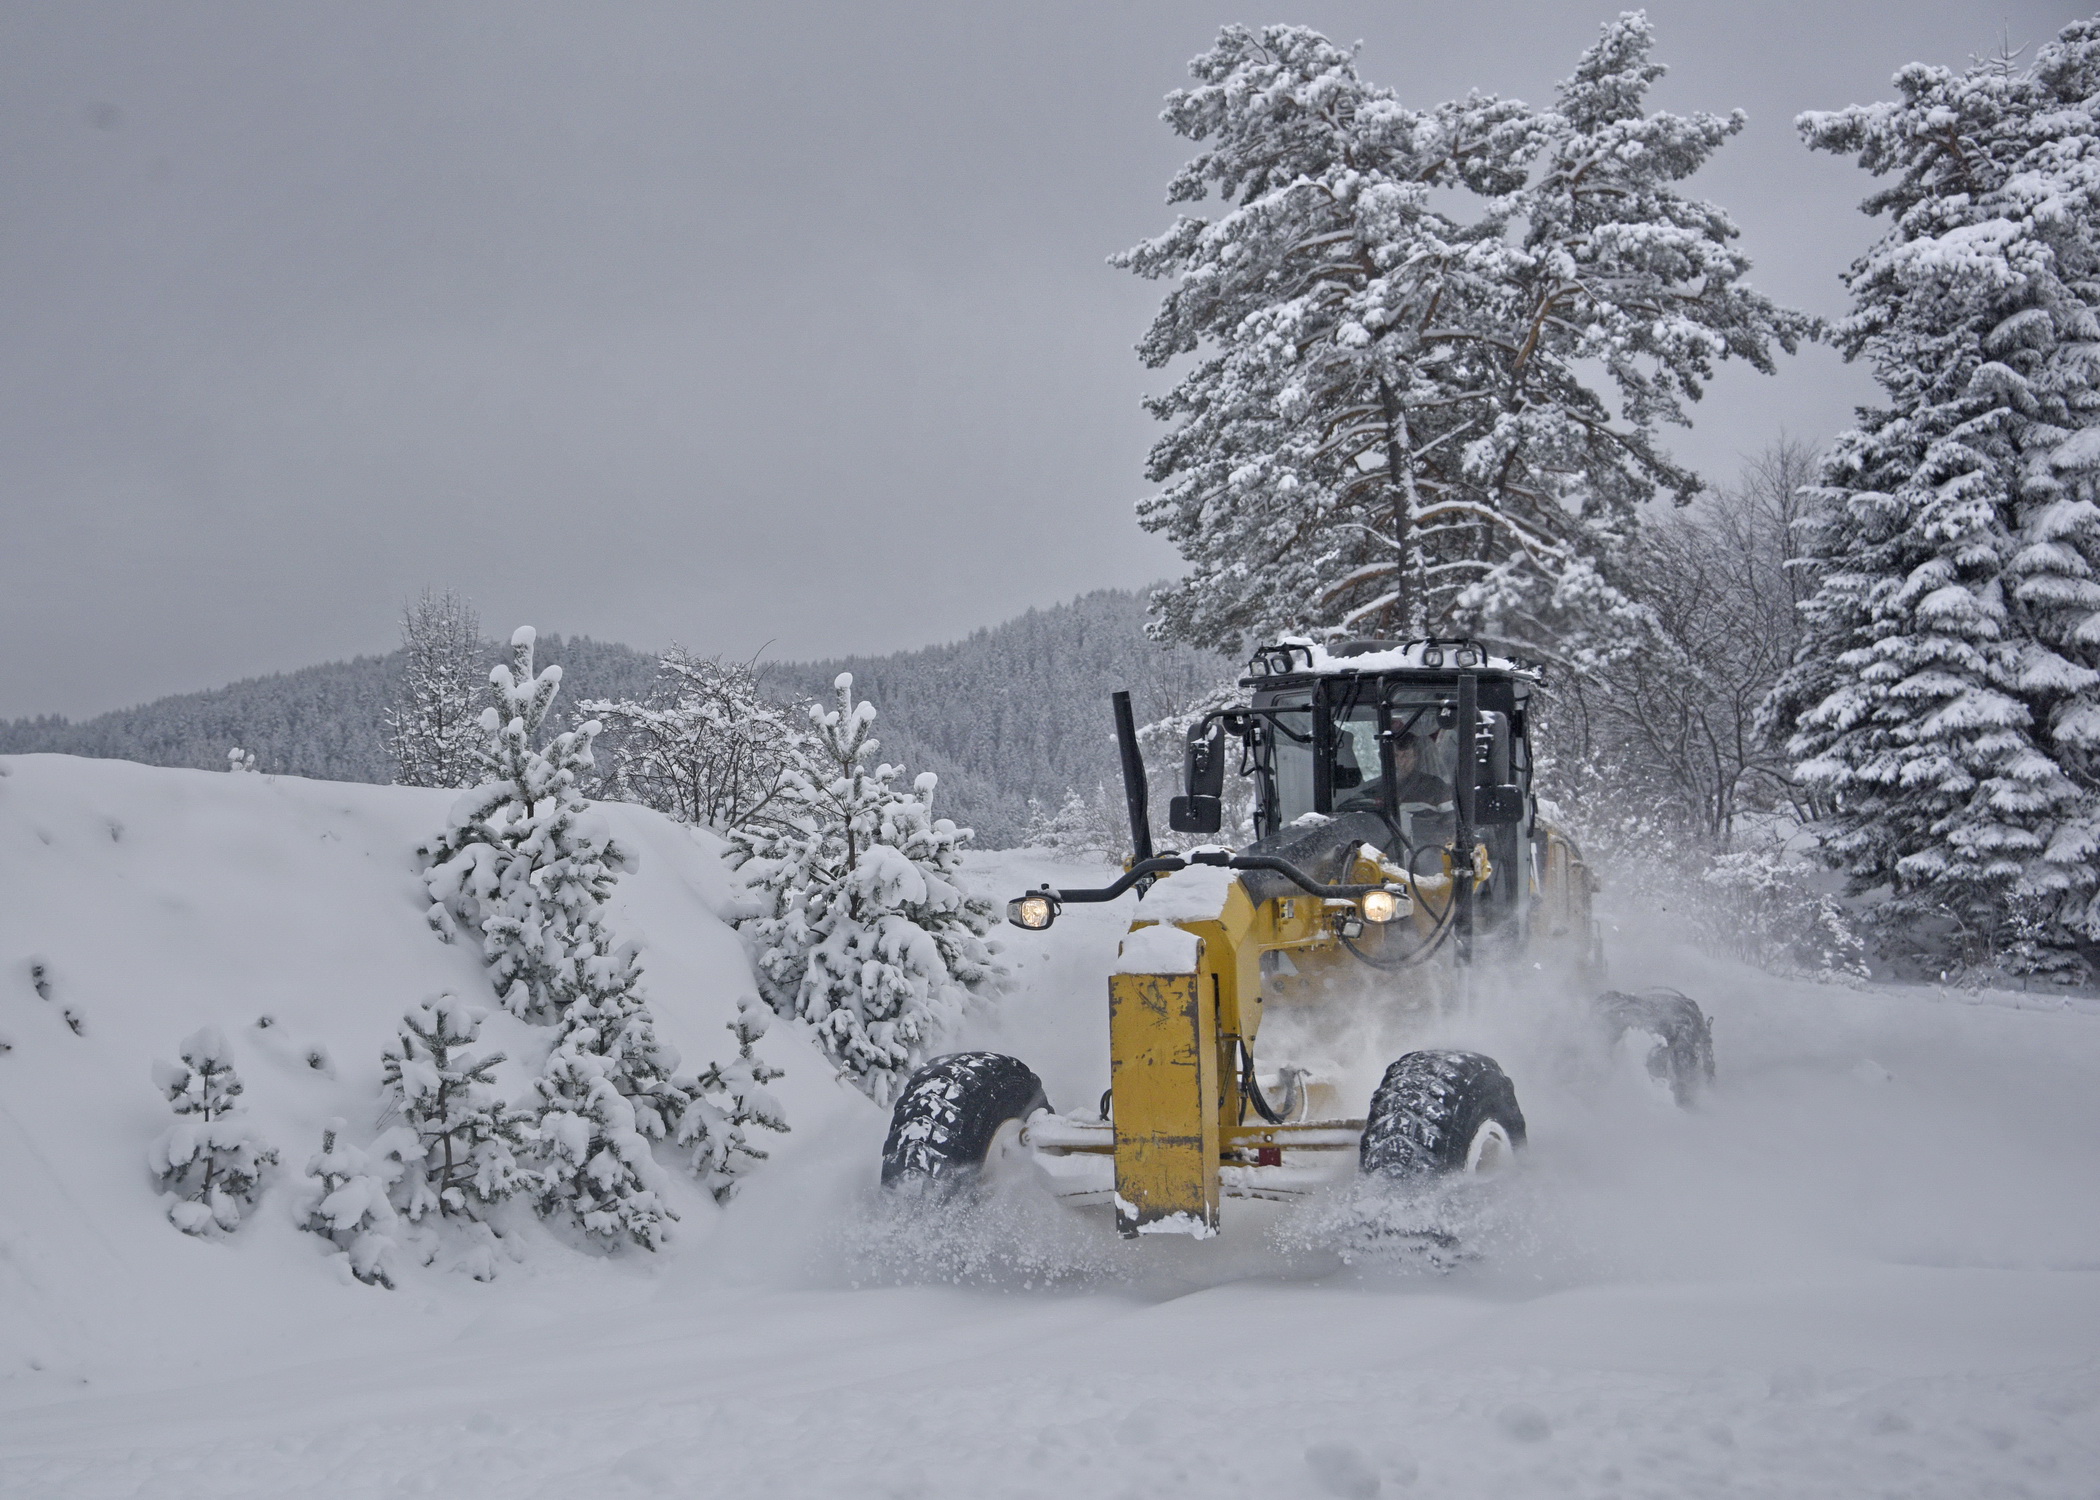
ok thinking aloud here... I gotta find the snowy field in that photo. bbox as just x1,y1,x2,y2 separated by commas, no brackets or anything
2,754,2097,1498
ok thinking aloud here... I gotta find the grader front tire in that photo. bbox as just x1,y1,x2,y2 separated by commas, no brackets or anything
1359,1050,1528,1179
879,1052,1050,1191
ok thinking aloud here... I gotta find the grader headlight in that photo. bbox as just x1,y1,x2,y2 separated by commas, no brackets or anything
1007,891,1061,931
1359,887,1409,924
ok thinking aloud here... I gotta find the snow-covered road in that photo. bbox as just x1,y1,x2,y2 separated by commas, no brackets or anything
2,758,2096,1497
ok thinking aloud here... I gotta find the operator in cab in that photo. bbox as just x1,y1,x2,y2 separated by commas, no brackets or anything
1391,731,1451,806
1332,727,1451,814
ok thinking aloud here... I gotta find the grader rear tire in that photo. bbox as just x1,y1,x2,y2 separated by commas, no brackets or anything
1597,988,1714,1106
1359,1050,1527,1179
880,1052,1050,1191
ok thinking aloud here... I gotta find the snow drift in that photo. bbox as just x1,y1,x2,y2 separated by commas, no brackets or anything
2,754,2098,1498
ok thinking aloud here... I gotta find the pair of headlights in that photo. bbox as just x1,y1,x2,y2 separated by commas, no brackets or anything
1004,886,1409,932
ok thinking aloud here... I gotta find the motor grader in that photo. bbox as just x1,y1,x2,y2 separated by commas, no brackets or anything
880,636,1713,1238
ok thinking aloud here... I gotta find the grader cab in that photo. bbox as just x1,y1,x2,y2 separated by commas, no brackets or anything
879,637,1712,1238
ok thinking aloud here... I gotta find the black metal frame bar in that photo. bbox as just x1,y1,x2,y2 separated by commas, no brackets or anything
1042,848,1391,906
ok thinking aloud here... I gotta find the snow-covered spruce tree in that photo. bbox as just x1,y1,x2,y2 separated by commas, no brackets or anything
387,587,487,790
419,627,636,1024
378,996,531,1222
731,674,1004,1105
1768,21,2100,974
1021,789,1122,861
581,647,816,833
1116,16,1811,663
148,1027,277,1235
673,998,789,1202
530,997,683,1250
303,1119,400,1288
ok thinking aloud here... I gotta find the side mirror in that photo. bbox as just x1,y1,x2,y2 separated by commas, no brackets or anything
1475,784,1526,826
1168,795,1221,834
1169,719,1227,834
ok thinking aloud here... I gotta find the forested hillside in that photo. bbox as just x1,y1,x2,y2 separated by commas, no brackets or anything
0,589,1232,845
771,589,1231,843
0,636,658,786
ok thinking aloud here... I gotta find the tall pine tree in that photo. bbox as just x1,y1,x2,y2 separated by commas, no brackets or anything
1116,16,1810,662
1771,19,2100,973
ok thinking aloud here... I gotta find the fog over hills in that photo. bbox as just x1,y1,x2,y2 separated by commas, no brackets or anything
0,589,1231,845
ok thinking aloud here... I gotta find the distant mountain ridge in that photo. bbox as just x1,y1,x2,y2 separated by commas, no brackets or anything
772,589,1230,842
0,589,1235,845
0,636,658,788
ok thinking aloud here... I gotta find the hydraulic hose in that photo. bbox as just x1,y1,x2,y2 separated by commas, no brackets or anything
1238,1040,1303,1125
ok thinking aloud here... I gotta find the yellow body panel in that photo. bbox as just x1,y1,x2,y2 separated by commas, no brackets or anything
1108,963,1221,1236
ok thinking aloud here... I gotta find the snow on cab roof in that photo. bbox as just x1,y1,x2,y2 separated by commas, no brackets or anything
1249,636,1541,680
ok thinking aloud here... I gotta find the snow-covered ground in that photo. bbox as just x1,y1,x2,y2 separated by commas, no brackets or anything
2,754,2096,1498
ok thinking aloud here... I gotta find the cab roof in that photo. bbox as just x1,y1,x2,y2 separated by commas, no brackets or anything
1242,636,1543,687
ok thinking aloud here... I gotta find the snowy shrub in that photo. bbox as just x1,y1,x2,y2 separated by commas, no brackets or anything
421,625,789,1239
731,674,1005,1104
582,647,817,833
225,747,256,773
1700,845,1871,984
378,996,532,1222
419,626,638,1023
1551,788,1871,985
148,1027,278,1236
302,1119,400,1287
673,998,789,1203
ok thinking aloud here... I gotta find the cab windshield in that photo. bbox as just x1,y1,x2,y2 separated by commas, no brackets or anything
1267,690,1459,830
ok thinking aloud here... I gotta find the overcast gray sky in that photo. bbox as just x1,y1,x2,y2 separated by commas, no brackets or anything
0,0,2080,718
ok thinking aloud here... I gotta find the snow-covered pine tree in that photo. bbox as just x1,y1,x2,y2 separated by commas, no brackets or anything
1769,20,2100,974
581,647,816,832
1116,16,1810,663
378,996,531,1222
303,1119,400,1287
387,587,487,790
419,626,637,1023
673,997,789,1202
419,626,783,1245
527,899,702,1249
731,674,1004,1104
530,984,685,1248
148,1027,278,1235
1021,789,1121,861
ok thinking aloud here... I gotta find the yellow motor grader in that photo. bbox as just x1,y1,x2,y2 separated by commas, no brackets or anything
880,637,1712,1238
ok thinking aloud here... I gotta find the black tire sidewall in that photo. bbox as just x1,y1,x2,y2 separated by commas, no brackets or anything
1360,1050,1527,1178
880,1052,1051,1188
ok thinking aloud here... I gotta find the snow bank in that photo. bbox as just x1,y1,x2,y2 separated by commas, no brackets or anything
0,754,855,1384
2,758,2097,1497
